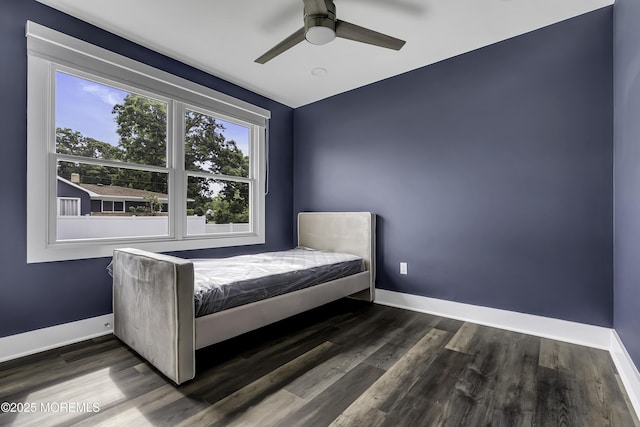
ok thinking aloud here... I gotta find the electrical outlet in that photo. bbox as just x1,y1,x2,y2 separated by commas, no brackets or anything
400,262,408,275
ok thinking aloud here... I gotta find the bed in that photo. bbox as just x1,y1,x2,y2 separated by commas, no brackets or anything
111,212,376,385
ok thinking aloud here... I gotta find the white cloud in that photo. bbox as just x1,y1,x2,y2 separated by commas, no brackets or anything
81,82,125,106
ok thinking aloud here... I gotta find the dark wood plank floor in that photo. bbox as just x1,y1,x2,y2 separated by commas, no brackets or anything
1,300,638,426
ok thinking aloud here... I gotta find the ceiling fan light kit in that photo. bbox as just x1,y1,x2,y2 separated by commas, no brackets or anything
255,0,406,64
305,26,335,45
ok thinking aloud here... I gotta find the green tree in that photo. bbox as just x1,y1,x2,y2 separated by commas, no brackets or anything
143,193,161,216
184,111,248,176
55,128,120,184
113,95,167,166
210,187,249,224
111,95,168,193
56,128,120,159
184,111,249,223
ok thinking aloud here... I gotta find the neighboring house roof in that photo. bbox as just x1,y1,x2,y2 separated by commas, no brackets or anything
57,176,168,201
78,183,169,201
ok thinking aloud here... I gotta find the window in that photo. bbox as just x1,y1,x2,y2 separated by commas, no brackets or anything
101,201,126,213
55,73,170,238
57,198,80,216
27,22,269,262
184,108,252,235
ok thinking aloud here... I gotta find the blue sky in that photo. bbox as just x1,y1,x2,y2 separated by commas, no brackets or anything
55,72,250,155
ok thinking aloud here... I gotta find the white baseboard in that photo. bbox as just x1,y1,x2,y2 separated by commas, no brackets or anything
374,288,640,420
0,313,114,363
374,289,612,349
611,331,640,418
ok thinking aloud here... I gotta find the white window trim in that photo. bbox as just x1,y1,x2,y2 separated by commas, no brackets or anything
26,22,268,263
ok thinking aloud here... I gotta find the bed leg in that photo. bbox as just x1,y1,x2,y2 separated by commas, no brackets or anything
349,287,374,302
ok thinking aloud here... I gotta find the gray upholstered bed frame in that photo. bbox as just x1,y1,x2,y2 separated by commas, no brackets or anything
112,212,376,385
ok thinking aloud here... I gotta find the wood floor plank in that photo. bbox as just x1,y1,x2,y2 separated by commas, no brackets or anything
175,341,340,427
332,328,451,425
60,336,125,363
571,346,639,427
141,393,213,427
0,345,137,400
433,317,464,333
224,389,307,427
440,326,530,426
444,343,504,425
77,323,330,426
0,338,106,377
284,337,385,400
538,339,638,427
233,306,352,360
0,336,127,388
69,358,226,427
285,305,422,400
196,325,341,403
3,364,164,427
383,349,472,426
363,311,439,370
539,337,574,371
325,305,403,347
0,300,636,427
0,353,66,382
70,381,193,427
485,333,540,426
534,365,582,427
276,362,386,427
330,405,387,427
445,322,480,353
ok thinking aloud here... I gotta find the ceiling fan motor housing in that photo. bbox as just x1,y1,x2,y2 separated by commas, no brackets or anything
304,0,336,45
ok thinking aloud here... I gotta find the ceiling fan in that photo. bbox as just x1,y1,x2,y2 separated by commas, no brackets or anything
255,0,406,64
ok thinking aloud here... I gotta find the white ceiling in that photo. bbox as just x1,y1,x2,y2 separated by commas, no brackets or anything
37,0,612,108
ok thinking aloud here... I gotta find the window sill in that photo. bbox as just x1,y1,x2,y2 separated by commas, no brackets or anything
26,233,265,263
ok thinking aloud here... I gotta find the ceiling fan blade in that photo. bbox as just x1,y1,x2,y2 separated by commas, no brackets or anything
255,27,306,64
303,0,331,15
335,20,406,51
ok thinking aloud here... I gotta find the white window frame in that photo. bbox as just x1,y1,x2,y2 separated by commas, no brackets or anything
57,197,81,216
26,22,269,263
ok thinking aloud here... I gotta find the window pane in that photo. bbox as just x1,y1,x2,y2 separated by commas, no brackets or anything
185,110,250,177
186,176,249,235
56,161,169,240
56,72,167,167
102,201,114,212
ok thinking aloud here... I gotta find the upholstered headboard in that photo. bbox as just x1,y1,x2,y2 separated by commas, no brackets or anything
297,212,376,292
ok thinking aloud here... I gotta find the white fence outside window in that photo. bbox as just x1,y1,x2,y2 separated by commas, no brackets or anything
56,216,249,240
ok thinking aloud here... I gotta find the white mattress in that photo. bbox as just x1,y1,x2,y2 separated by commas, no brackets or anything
192,248,364,317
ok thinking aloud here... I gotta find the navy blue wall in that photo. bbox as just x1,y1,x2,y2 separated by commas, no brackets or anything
0,1,293,338
0,1,619,342
294,9,613,326
614,0,640,368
